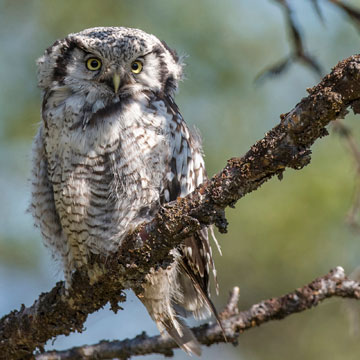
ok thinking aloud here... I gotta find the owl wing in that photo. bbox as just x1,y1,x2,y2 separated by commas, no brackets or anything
162,95,220,320
30,125,68,265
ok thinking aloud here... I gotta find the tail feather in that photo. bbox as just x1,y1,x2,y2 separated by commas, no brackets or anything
177,273,211,320
137,254,202,356
138,293,202,356
179,258,227,341
162,317,201,356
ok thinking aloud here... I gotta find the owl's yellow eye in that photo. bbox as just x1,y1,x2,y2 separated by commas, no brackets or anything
86,58,102,71
131,60,143,74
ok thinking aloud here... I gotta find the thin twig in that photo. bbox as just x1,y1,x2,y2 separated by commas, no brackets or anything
333,120,360,231
257,0,323,81
219,287,240,319
329,0,360,31
36,267,360,360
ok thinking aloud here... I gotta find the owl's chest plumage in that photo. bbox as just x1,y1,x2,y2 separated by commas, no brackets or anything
43,92,191,266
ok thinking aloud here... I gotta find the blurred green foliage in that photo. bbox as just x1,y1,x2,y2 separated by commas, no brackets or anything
1,0,360,359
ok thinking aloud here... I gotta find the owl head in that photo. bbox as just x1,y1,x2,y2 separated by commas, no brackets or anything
37,27,184,102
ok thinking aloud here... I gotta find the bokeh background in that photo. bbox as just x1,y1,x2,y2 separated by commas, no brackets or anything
1,0,360,359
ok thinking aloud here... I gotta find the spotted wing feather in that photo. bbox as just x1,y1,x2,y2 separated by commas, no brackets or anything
162,95,220,319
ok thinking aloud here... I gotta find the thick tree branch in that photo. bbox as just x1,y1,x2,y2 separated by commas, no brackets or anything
2,54,360,359
36,267,360,359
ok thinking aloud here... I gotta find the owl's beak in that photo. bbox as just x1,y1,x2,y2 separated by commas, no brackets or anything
112,73,121,94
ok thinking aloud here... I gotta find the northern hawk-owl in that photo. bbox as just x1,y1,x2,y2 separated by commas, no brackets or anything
30,27,221,355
